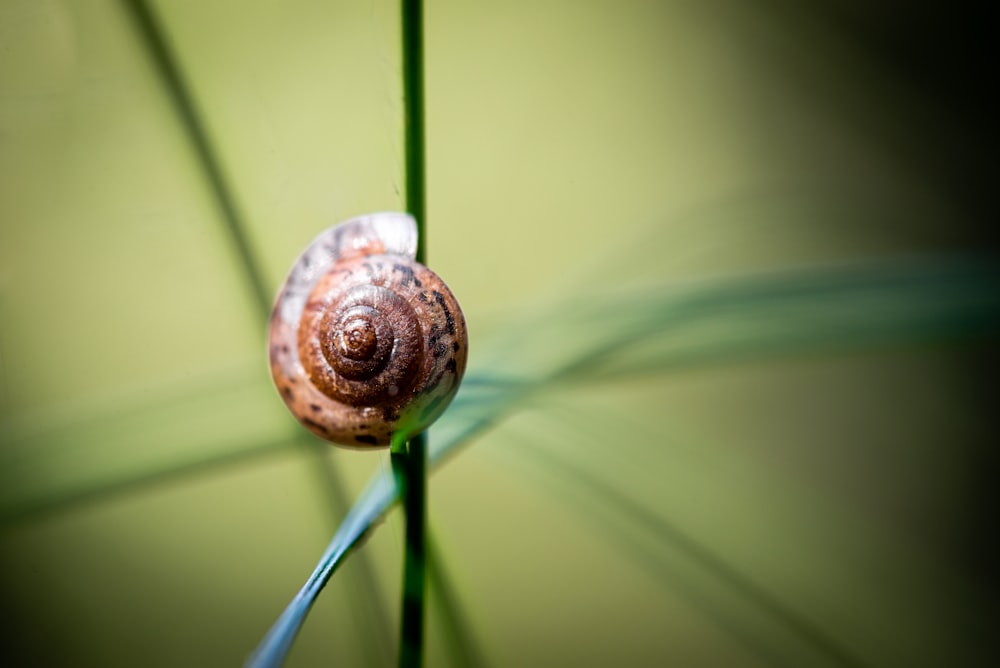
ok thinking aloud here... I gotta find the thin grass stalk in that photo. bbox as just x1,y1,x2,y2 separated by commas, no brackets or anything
402,0,426,265
391,433,428,667
397,0,429,663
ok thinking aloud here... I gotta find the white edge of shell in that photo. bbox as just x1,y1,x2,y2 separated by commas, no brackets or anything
276,212,418,324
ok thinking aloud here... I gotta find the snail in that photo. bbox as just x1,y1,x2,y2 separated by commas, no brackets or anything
268,212,468,448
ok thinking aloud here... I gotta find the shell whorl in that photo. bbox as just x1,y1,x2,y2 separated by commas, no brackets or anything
268,213,467,448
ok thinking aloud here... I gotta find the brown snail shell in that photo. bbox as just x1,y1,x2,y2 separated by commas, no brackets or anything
268,212,468,448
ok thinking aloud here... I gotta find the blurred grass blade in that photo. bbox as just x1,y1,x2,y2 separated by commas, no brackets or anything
245,380,521,668
5,256,997,529
504,427,870,668
119,6,397,663
0,369,289,526
1,434,296,526
427,529,488,668
244,465,404,668
303,441,393,667
120,0,271,319
480,255,1000,385
245,254,999,667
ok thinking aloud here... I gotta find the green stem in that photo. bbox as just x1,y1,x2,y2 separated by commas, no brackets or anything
402,0,426,264
397,0,428,665
391,433,427,668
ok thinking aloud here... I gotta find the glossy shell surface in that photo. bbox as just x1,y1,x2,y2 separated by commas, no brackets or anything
268,213,467,448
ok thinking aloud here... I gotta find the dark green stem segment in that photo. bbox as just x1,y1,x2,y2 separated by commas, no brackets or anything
402,0,426,264
397,0,428,666
391,433,427,668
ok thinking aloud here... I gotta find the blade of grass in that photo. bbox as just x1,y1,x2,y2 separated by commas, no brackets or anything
303,441,393,668
120,0,271,320
244,382,525,668
476,255,1000,385
397,0,429,665
502,419,871,668
244,457,406,668
391,432,427,668
500,431,798,668
427,528,488,668
0,370,286,527
120,6,396,664
557,258,1000,383
402,0,426,265
244,254,999,668
1,434,299,527
6,256,997,528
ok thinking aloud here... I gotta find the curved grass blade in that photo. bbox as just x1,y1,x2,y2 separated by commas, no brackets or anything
244,381,526,668
485,255,1000,385
5,255,996,529
502,420,871,668
246,254,1000,667
244,459,405,668
304,441,393,667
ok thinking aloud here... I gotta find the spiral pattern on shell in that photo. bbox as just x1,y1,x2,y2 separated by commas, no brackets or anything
268,213,468,448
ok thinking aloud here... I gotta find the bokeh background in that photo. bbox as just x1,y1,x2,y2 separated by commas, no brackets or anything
1,0,996,666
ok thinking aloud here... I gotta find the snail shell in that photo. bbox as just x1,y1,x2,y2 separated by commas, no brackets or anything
268,212,468,448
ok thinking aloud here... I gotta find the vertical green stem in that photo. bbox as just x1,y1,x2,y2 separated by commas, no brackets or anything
391,433,427,668
402,0,426,264
398,0,427,666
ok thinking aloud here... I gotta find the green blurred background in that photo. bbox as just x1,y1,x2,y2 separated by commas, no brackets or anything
1,0,995,666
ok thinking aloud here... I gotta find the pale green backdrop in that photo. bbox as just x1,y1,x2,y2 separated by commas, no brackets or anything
1,1,994,666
